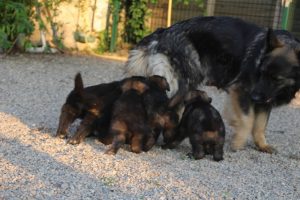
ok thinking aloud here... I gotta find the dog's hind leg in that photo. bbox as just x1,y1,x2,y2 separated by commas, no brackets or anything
252,105,276,154
225,86,255,151
105,120,127,155
131,132,144,153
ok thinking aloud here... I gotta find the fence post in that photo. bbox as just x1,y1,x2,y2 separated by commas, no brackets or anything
281,0,294,30
110,0,120,52
167,0,172,27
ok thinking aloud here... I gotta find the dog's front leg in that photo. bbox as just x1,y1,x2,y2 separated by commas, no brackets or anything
56,104,77,139
67,113,97,145
226,86,255,151
252,105,276,154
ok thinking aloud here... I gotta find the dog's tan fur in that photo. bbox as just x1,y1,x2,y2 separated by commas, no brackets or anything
224,85,276,153
203,131,218,141
225,86,255,151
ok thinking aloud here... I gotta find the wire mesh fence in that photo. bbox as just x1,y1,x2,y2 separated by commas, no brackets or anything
147,0,300,38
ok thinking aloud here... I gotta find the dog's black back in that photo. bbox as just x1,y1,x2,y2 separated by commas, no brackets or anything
138,16,262,88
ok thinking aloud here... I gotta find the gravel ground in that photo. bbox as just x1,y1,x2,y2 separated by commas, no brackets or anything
0,54,299,200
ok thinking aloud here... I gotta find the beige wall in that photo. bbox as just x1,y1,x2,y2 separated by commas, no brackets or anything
30,0,109,50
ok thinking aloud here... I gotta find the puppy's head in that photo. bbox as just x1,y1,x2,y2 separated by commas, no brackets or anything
56,73,85,138
148,75,170,91
121,76,149,94
184,90,212,105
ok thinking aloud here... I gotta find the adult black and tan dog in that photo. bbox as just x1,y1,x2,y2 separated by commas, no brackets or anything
124,16,300,153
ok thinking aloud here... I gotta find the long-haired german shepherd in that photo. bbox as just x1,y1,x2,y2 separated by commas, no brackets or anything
124,16,300,153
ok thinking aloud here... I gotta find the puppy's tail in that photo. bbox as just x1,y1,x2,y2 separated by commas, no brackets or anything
74,73,84,96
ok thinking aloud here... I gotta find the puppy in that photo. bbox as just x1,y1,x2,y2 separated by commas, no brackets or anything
56,73,121,145
143,75,179,148
105,76,153,155
164,90,225,161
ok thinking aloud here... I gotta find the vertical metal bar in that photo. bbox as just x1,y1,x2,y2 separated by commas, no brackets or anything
110,0,120,52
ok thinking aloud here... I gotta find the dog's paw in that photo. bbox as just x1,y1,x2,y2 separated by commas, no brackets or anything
230,142,245,152
258,145,277,154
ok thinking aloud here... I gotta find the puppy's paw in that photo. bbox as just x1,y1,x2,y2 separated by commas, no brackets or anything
104,149,116,155
187,152,205,160
131,148,142,154
213,155,224,162
67,137,81,145
56,132,68,139
186,152,194,159
161,143,176,149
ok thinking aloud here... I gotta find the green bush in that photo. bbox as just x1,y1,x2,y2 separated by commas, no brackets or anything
123,0,150,44
97,30,110,54
0,0,34,52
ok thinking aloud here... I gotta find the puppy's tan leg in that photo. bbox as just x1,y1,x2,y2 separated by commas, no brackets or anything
226,87,254,151
105,121,127,155
252,107,276,154
131,133,143,153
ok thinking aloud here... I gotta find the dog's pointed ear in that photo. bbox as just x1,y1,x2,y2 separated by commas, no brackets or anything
266,28,284,51
149,75,170,91
74,73,84,96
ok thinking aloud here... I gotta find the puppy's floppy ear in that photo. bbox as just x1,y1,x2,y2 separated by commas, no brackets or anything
149,75,170,91
74,73,84,96
184,90,212,104
132,81,149,94
121,79,133,93
266,28,284,51
200,91,212,103
184,90,199,104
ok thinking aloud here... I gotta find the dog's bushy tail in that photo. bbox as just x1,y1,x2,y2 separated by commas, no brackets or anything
74,73,84,96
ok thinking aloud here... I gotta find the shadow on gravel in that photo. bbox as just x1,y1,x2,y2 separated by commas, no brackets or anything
0,136,129,199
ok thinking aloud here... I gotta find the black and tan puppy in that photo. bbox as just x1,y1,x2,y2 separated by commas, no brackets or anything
164,90,225,161
56,73,121,145
143,75,179,149
105,76,153,155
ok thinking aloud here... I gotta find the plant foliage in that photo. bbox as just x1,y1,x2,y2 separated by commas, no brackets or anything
123,0,150,44
0,0,34,52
